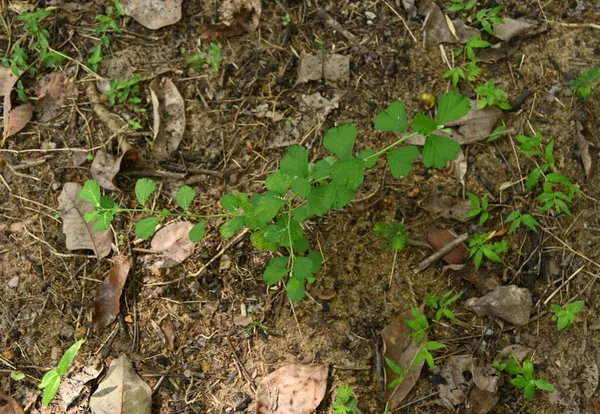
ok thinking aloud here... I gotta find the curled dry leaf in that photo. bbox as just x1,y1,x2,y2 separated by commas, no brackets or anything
149,222,195,268
465,285,532,325
0,391,25,414
122,0,182,30
445,103,502,145
160,319,176,351
419,0,477,47
90,149,144,191
34,72,79,123
150,78,185,160
89,355,151,414
255,364,328,414
438,356,472,409
199,0,261,40
57,183,112,258
492,18,537,41
93,256,131,328
296,52,350,85
0,66,18,97
382,308,425,410
427,228,469,264
495,345,531,364
575,121,598,180
466,386,499,414
4,102,33,138
419,194,472,222
58,358,103,409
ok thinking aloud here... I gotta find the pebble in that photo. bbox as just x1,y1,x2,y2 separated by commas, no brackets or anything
7,276,19,288
365,11,376,20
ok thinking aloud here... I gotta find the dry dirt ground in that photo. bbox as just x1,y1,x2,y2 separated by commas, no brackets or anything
1,0,600,413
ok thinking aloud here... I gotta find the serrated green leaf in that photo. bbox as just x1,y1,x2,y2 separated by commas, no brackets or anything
374,100,408,132
311,156,338,181
292,257,313,281
324,181,355,210
307,185,331,216
358,148,378,168
176,185,196,210
189,221,206,243
265,169,294,196
57,339,85,376
387,146,419,178
220,194,239,211
136,216,160,240
291,177,311,198
286,276,306,302
307,251,323,272
412,113,438,135
84,210,99,223
255,194,285,225
436,91,471,125
293,204,314,222
94,211,114,232
220,216,245,238
99,196,118,210
281,145,309,178
79,180,101,208
250,229,278,251
264,256,289,285
330,158,365,190
422,135,460,168
135,178,156,206
323,123,357,160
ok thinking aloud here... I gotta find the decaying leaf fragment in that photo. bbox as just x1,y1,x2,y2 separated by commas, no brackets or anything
296,52,350,85
122,0,182,30
465,285,532,325
89,355,151,414
575,121,598,180
255,364,328,414
34,72,79,122
427,228,469,264
0,391,24,414
148,222,195,268
150,78,186,160
93,256,131,328
199,0,261,39
419,194,472,222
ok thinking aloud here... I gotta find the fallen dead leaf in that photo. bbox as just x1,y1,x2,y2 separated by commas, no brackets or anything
199,0,261,39
4,99,33,138
93,256,131,328
89,355,151,414
58,358,103,410
580,359,598,398
438,355,471,409
495,345,531,364
296,52,350,85
454,150,467,187
465,285,532,325
419,0,477,47
149,222,195,268
34,72,79,123
443,263,501,295
382,308,425,410
57,183,112,258
427,228,469,264
492,18,537,41
122,0,182,30
255,364,328,414
160,319,176,351
419,194,472,222
0,67,18,97
472,362,500,393
0,392,25,414
466,386,499,414
90,149,144,191
150,78,186,160
446,103,502,145
575,121,598,180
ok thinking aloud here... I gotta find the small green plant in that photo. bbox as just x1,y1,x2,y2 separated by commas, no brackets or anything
38,339,85,406
455,34,491,62
505,210,539,234
447,0,477,16
475,79,511,110
17,9,66,69
373,221,409,250
1,44,30,76
551,300,584,330
88,0,124,72
15,80,28,103
425,290,462,322
187,43,222,73
443,67,466,87
80,92,472,302
474,6,504,35
282,12,291,27
105,76,143,106
465,192,489,225
468,233,508,270
332,385,361,414
569,66,599,101
486,123,507,142
494,356,554,401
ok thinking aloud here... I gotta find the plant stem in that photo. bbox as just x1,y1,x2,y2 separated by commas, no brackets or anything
367,131,420,160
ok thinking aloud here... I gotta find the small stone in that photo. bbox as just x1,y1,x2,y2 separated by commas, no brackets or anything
7,276,19,288
365,11,376,20
60,325,74,340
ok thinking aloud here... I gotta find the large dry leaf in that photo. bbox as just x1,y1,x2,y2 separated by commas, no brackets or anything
149,222,195,268
427,228,469,264
0,392,24,414
575,121,597,180
492,18,537,41
255,364,328,414
466,387,499,414
34,72,79,122
199,0,261,39
446,103,502,145
438,356,471,409
90,149,144,191
57,183,111,258
5,101,33,138
465,285,532,325
296,52,350,85
150,78,185,160
419,0,477,47
0,67,18,97
122,0,182,30
382,309,425,410
89,355,151,414
58,358,103,410
419,194,472,222
93,256,131,328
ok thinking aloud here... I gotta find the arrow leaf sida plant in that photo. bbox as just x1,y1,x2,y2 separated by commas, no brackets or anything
78,92,471,302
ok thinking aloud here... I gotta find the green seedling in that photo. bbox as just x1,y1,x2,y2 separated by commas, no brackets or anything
494,356,554,401
1,44,30,76
38,339,85,406
128,119,143,130
11,371,26,381
551,300,584,330
282,13,291,27
406,308,446,369
505,210,539,234
105,76,143,106
80,92,472,302
332,385,361,414
385,357,407,389
474,6,504,35
569,66,599,101
476,79,511,110
17,9,66,69
455,34,491,62
443,67,466,87
15,80,28,103
187,43,222,73
447,0,477,16
88,0,124,72
465,192,489,225
373,221,409,250
486,123,507,142
468,233,508,270
426,290,462,322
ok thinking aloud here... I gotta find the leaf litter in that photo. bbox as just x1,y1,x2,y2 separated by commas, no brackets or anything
93,256,131,328
199,0,261,40
465,285,533,325
146,221,195,268
34,72,79,123
122,0,182,30
150,77,186,160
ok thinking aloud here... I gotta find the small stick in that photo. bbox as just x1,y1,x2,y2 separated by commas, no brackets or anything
317,8,357,44
412,233,469,273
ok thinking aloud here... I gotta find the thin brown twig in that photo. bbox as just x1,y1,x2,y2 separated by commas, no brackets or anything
412,233,469,273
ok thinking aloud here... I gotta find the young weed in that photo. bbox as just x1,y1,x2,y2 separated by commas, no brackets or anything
187,43,222,73
406,308,446,369
105,76,143,106
447,0,477,16
443,67,466,87
494,356,554,401
505,210,540,234
465,192,489,225
332,385,361,414
551,300,584,330
474,6,504,35
468,233,508,270
425,290,462,322
38,339,85,406
569,66,599,101
475,79,511,110
282,13,291,27
88,0,125,72
373,221,409,250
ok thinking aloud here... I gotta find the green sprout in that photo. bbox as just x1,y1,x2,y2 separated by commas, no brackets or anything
443,67,466,87
38,339,85,406
569,66,599,101
505,210,540,234
332,385,361,414
475,79,511,110
105,76,143,106
187,43,222,73
468,233,508,270
494,356,554,401
282,13,291,27
425,290,462,322
465,192,489,226
447,0,477,16
551,300,584,330
474,6,504,35
87,0,124,72
373,221,409,250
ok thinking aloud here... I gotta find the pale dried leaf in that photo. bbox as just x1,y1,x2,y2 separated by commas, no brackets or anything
466,387,499,414
0,392,25,414
466,286,532,325
495,345,531,363
6,103,33,137
438,356,471,408
93,256,131,328
91,151,121,191
575,121,597,180
57,183,112,258
492,18,536,41
454,149,467,187
58,359,103,409
255,364,328,414
199,0,261,39
149,222,195,268
150,78,186,160
580,359,598,398
122,0,182,30
419,0,477,47
419,194,472,222
471,363,499,393
0,67,18,97
296,52,350,85
382,308,425,409
445,103,502,145
34,72,79,123
89,355,151,414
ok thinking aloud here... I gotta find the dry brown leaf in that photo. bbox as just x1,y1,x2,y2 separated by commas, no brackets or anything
89,355,151,414
34,72,79,123
427,228,469,264
0,392,24,414
446,103,502,145
444,263,501,295
438,356,471,409
5,102,33,137
122,0,182,30
150,78,185,160
149,222,195,268
255,364,328,414
492,18,537,41
90,149,143,191
199,0,261,40
0,67,18,97
495,345,531,363
57,183,112,258
296,52,350,85
58,358,103,410
466,387,499,414
419,194,472,222
419,0,477,47
93,256,131,328
160,319,176,351
465,285,532,325
382,308,425,410
575,121,598,180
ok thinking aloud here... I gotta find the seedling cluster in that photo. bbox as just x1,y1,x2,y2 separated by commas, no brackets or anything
187,43,222,73
551,300,584,330
87,0,125,72
494,356,555,400
38,340,85,406
333,386,361,414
